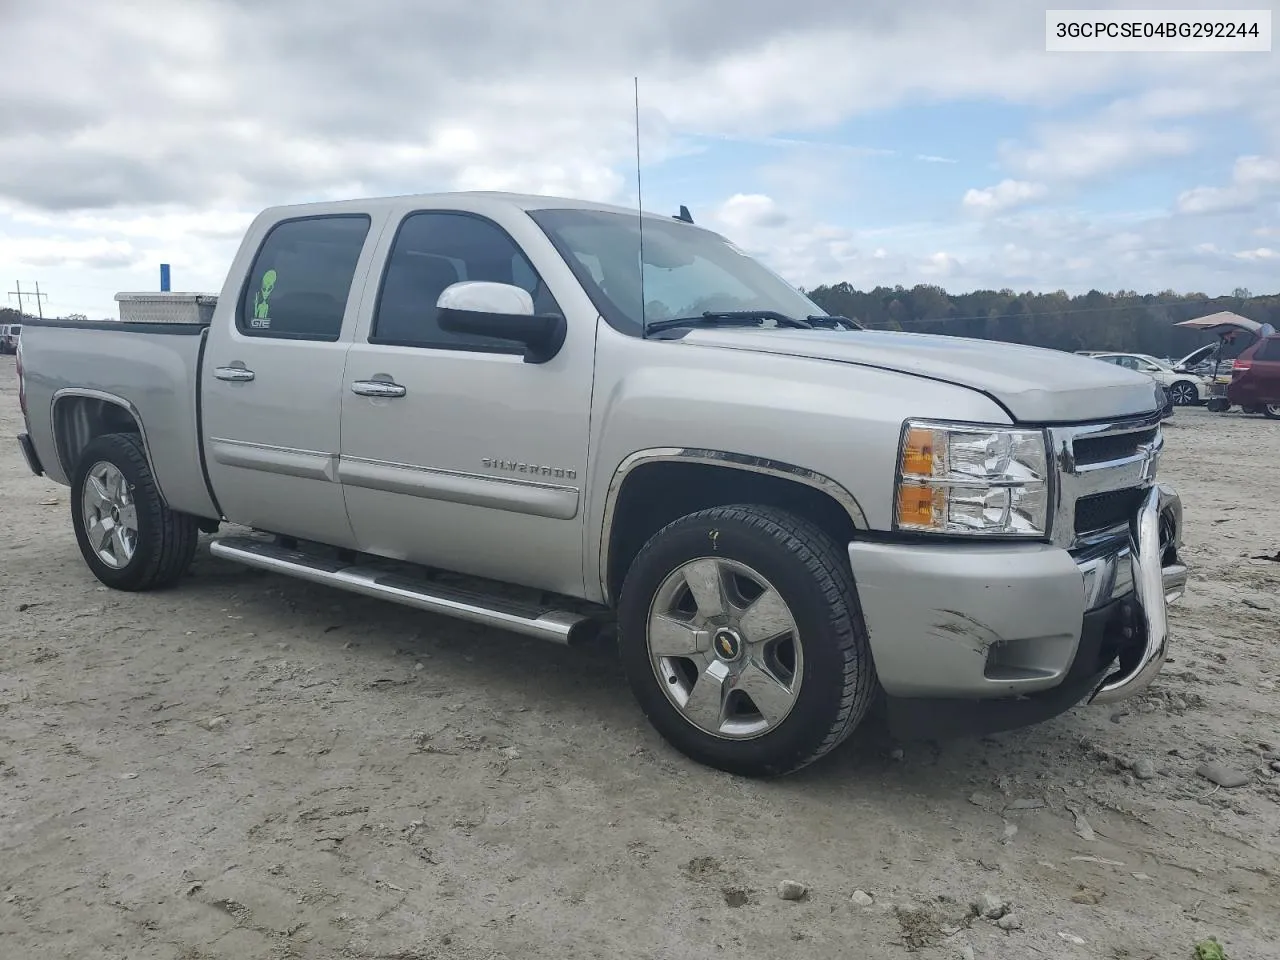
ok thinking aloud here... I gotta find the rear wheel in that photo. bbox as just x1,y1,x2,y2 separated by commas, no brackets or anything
1168,380,1199,406
617,504,877,777
71,432,199,590
1264,403,1280,420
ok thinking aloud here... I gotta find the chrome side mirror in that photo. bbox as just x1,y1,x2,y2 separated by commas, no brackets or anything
436,281,534,316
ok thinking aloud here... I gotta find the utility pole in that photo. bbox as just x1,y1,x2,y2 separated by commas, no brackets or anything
7,280,48,317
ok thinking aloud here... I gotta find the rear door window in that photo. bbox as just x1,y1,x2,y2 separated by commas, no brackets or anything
238,215,372,340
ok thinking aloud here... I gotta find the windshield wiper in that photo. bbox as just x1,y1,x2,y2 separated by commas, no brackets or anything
806,314,861,330
645,310,814,335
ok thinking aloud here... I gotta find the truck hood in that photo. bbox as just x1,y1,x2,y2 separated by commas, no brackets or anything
676,327,1164,423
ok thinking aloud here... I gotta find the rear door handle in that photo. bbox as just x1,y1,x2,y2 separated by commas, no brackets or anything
214,366,255,382
351,380,406,398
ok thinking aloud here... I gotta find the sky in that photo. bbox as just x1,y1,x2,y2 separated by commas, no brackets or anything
1,0,1278,320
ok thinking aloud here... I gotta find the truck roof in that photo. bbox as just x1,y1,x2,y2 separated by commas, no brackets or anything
258,190,688,225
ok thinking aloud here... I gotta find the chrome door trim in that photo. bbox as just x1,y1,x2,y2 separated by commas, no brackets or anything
338,455,580,519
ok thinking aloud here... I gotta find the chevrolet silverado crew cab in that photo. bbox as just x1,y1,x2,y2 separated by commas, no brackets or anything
14,192,1188,776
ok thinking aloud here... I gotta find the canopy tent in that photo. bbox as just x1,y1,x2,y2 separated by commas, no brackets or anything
1175,311,1270,337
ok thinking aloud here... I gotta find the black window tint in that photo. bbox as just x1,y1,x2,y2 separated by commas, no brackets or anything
371,212,558,351
1256,338,1280,361
238,215,371,340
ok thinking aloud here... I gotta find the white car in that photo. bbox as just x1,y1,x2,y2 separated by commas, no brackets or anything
0,323,22,354
1088,350,1212,406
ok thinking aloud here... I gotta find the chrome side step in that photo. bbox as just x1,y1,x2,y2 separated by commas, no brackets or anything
208,535,597,644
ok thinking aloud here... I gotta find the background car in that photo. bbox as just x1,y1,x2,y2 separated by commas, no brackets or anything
1087,351,1210,406
0,323,21,354
1226,334,1280,419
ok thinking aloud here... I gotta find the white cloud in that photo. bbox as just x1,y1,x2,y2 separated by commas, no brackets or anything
7,207,254,242
0,235,142,270
706,189,1280,298
1176,154,1280,214
1001,124,1193,182
962,180,1047,214
1234,247,1277,261
2,0,1279,310
714,194,791,230
920,252,961,277
3,0,1255,217
993,52,1280,186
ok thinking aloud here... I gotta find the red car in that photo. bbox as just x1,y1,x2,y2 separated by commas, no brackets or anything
1226,334,1280,419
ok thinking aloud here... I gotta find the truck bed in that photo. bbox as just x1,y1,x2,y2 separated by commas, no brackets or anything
18,318,219,519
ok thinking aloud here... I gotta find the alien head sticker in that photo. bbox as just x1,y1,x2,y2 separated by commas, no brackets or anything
251,269,277,327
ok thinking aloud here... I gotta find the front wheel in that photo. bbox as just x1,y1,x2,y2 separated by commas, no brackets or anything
1264,403,1280,420
617,505,877,777
70,432,200,590
1168,380,1199,406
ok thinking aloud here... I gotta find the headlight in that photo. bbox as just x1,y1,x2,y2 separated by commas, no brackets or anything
894,420,1050,537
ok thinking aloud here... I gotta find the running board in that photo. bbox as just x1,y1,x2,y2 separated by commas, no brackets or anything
208,535,597,644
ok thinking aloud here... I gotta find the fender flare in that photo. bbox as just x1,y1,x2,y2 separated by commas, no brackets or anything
597,446,869,602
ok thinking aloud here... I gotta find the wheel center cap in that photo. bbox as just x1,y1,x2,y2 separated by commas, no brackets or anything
110,505,120,522
712,627,744,662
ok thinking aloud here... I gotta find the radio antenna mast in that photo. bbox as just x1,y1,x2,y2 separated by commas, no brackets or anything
634,76,647,339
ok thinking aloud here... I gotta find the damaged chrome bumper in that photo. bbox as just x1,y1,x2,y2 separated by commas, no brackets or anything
845,483,1186,704
1087,483,1185,704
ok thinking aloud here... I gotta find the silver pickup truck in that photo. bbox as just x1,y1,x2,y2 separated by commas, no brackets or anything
14,191,1188,776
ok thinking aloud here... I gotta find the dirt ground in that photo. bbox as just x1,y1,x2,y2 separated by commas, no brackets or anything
1,354,1277,960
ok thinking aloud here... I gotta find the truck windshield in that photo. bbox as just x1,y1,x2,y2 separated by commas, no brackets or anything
528,207,828,335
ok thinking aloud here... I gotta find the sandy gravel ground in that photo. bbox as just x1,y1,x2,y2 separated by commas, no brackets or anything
1,354,1278,960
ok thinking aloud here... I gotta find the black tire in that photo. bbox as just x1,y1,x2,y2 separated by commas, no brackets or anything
70,432,199,591
1264,403,1280,420
617,504,877,777
1168,380,1199,406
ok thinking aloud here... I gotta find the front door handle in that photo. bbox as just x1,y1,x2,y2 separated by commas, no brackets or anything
214,366,255,382
351,380,406,398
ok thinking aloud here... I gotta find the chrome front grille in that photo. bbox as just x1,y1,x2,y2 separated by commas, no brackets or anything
1047,411,1164,550
1074,488,1148,535
1071,427,1158,466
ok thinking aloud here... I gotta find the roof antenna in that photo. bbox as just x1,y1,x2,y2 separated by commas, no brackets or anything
634,75,647,339
673,204,693,223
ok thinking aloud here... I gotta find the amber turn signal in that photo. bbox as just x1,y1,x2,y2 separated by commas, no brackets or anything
900,426,936,476
897,484,943,528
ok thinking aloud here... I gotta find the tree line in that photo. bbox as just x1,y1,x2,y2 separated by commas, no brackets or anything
803,284,1279,359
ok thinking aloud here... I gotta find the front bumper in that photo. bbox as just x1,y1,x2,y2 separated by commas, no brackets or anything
847,484,1185,734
